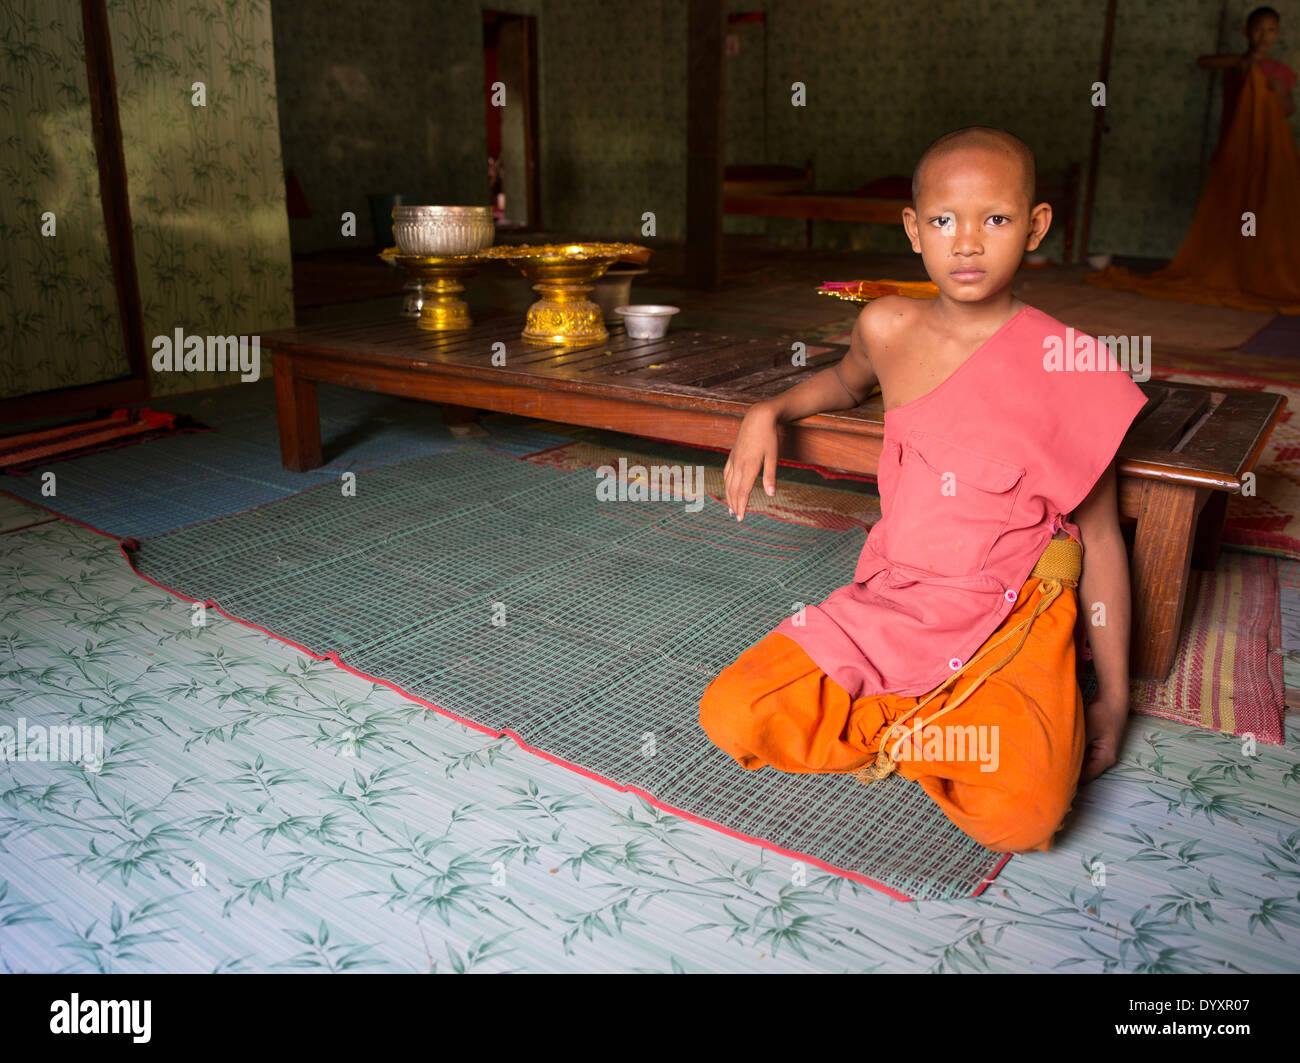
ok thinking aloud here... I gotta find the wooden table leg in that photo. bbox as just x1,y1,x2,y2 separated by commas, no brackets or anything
274,353,323,472
441,402,487,438
1191,490,1230,570
1127,481,1205,681
441,403,480,427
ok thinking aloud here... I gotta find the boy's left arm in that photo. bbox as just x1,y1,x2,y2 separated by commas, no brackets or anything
1070,459,1131,783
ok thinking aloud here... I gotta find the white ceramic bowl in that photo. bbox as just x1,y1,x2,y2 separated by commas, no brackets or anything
614,304,679,339
392,205,494,256
1087,253,1113,270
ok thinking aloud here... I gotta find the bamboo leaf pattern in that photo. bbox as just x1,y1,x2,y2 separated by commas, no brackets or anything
2,461,1299,972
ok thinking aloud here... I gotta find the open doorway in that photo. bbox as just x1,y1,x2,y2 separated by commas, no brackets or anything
483,10,540,231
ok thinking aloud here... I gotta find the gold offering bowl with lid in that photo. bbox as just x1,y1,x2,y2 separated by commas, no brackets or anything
379,247,482,331
479,242,651,345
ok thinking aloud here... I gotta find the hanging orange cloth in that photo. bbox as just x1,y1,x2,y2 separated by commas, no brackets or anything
1085,64,1300,314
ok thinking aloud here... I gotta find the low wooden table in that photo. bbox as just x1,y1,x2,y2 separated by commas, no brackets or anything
266,314,1285,683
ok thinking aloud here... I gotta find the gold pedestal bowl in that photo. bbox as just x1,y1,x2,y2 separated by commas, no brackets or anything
380,248,481,331
479,242,651,345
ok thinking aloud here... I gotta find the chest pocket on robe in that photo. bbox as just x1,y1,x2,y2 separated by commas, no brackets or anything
883,430,1026,578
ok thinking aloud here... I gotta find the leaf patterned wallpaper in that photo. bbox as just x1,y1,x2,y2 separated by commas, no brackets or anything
273,0,1300,263
2,0,295,402
270,0,499,254
4,0,1297,401
754,0,1104,259
107,0,295,396
0,1,131,400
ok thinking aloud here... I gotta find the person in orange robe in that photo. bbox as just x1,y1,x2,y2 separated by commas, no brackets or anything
700,127,1147,856
1086,6,1300,313
700,535,1088,853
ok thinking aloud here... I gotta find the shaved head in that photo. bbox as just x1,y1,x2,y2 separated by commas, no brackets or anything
911,126,1036,207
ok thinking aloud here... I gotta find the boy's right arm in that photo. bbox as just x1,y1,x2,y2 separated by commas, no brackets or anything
723,302,883,520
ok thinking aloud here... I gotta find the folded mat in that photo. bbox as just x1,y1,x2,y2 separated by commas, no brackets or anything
1079,552,1284,742
126,447,1011,900
1,408,204,473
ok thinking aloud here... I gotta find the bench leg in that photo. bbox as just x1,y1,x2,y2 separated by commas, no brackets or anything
274,354,323,472
1191,490,1229,570
441,403,480,426
442,402,487,438
1128,480,1204,681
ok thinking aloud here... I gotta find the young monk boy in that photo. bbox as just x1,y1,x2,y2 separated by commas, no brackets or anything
1198,5,1296,150
698,126,1149,854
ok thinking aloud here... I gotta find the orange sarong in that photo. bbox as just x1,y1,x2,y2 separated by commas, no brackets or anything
1084,64,1300,314
698,541,1087,854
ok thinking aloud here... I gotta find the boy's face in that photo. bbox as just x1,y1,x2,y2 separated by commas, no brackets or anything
902,146,1050,305
1247,13,1279,51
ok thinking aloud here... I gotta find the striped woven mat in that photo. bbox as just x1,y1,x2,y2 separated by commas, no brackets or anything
127,447,1011,901
1089,553,1284,743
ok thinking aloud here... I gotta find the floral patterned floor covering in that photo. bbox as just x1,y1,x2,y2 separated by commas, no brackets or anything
2,493,1299,972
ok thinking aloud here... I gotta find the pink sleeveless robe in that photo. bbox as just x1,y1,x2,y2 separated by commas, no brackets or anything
774,305,1150,699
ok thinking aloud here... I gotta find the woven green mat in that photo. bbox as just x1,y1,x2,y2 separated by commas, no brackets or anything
129,448,1006,899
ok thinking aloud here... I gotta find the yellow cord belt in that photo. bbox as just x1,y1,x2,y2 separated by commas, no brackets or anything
853,537,1082,785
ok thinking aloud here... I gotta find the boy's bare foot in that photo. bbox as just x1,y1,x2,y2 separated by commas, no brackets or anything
1080,696,1129,783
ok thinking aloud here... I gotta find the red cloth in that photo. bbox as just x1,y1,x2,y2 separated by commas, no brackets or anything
1264,58,1299,93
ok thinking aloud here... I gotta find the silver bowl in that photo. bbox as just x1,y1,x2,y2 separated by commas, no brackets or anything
614,304,679,339
392,205,494,256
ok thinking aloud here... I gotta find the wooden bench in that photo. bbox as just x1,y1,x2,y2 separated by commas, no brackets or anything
266,315,1285,683
724,162,1083,263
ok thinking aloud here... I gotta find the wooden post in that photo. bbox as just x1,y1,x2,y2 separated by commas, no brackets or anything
522,14,542,230
1079,0,1117,263
82,0,148,392
1197,0,1231,188
686,0,725,289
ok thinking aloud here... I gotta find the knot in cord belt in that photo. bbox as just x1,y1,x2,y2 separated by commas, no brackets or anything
853,537,1082,786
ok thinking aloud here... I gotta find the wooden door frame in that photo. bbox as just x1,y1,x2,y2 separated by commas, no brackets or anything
483,10,541,230
521,14,541,229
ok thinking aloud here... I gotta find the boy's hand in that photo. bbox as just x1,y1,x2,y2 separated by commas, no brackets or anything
1080,695,1129,783
724,403,779,521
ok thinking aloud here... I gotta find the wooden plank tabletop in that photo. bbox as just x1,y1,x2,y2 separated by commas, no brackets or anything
264,317,1285,491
